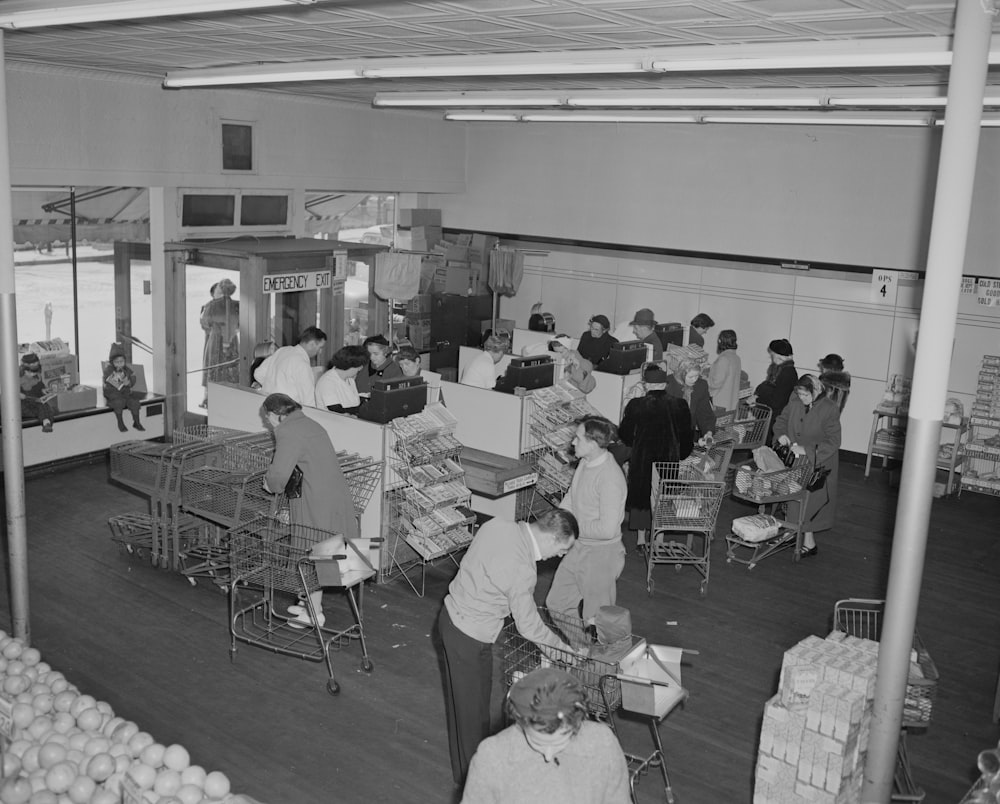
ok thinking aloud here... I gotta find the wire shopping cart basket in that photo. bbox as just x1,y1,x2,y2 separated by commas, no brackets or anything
714,402,772,494
647,455,728,597
228,518,381,696
833,598,939,803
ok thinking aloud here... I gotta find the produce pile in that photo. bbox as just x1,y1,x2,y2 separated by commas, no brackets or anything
0,631,261,804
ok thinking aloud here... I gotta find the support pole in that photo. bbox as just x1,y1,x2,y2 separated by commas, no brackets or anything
0,31,32,642
861,1,994,800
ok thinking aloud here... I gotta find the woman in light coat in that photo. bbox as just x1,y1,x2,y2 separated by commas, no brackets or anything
707,329,741,413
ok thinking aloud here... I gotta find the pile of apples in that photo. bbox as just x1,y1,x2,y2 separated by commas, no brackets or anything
0,631,258,804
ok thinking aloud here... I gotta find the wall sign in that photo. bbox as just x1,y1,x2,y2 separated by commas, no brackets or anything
977,277,1000,307
263,271,332,294
962,277,977,295
870,270,899,305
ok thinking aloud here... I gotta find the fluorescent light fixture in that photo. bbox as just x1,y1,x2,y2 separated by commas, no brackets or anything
375,92,565,108
702,114,934,127
166,62,363,88
444,112,521,122
362,55,646,79
934,116,1000,127
519,112,699,124
830,95,1000,107
565,91,823,108
651,36,1000,72
0,0,315,29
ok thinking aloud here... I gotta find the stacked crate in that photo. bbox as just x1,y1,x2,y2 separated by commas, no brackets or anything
754,634,879,803
963,355,1000,496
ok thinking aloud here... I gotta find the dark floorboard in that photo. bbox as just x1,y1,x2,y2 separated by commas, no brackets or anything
0,459,997,803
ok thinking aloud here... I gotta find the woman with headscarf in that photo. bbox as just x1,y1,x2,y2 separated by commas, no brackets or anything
667,359,716,443
200,277,240,406
618,364,694,547
461,667,629,804
773,374,841,558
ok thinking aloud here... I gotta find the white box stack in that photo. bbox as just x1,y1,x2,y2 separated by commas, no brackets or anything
753,633,880,803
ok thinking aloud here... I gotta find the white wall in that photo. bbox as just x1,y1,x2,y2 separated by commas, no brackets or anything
6,63,466,192
438,121,1000,276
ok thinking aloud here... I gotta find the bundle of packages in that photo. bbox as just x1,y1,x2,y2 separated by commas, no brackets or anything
732,514,781,543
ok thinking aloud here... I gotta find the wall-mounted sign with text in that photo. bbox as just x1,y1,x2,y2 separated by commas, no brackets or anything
263,271,332,294
976,278,1000,307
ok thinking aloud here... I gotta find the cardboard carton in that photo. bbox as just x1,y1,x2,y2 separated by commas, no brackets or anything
39,354,79,393
398,208,442,228
53,385,98,413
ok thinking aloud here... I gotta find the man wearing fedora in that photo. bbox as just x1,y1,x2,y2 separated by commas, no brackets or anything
630,308,663,361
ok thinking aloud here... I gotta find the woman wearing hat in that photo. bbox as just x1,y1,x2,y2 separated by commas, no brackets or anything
461,667,629,804
576,315,617,367
752,339,798,426
667,359,717,443
200,277,240,406
773,375,841,557
817,353,851,412
618,364,695,546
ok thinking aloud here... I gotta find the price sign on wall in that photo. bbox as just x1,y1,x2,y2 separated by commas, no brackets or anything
870,270,899,304
962,277,977,295
977,278,1000,307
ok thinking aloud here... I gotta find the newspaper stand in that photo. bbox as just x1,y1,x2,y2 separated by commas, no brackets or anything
499,608,691,804
714,402,772,494
725,454,813,569
646,444,730,597
229,518,381,695
833,598,939,803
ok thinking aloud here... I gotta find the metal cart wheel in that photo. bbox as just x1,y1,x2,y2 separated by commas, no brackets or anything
674,564,682,573
646,578,655,596
326,680,341,696
699,581,708,597
187,577,197,586
361,658,374,673
748,562,757,570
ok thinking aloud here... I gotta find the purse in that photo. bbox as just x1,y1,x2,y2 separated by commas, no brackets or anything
806,466,831,492
773,442,797,467
284,465,304,499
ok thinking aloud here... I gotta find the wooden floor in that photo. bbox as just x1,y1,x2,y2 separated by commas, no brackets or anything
0,456,998,804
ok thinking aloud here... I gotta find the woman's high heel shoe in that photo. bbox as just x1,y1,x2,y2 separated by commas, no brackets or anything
799,545,818,558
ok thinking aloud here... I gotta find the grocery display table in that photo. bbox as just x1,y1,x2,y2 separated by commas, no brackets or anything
864,407,966,496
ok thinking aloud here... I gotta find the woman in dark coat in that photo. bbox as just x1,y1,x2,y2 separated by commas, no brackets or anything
618,365,694,546
666,359,716,442
200,277,240,406
576,314,618,367
753,338,798,443
773,375,841,557
262,393,359,539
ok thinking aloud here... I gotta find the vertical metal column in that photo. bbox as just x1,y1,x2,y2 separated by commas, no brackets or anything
0,31,31,642
861,1,994,801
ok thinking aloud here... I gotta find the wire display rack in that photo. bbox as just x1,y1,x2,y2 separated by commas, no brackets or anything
725,455,814,569
229,518,380,695
646,450,729,597
832,598,940,803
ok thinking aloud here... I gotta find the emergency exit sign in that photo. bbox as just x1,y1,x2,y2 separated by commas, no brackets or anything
263,271,332,294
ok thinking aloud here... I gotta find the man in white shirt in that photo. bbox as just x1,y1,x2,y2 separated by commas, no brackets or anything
460,334,507,389
545,415,628,622
253,326,327,406
315,344,368,413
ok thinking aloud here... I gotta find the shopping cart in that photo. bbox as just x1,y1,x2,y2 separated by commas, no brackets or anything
725,455,813,569
714,402,772,494
229,518,381,695
832,598,939,803
499,608,693,804
646,451,728,597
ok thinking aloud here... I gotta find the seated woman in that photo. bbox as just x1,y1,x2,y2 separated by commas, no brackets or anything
576,314,617,367
462,667,629,804
667,359,716,443
315,345,368,414
773,375,841,558
461,334,508,389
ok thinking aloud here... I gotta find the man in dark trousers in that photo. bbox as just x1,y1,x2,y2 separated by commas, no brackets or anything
438,509,579,786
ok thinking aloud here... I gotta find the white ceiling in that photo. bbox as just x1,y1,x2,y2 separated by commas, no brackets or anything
2,0,999,111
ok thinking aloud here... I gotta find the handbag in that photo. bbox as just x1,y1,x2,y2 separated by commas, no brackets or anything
284,465,304,499
806,465,831,492
773,442,797,467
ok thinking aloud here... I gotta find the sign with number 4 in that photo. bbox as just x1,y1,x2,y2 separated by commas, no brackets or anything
871,270,899,305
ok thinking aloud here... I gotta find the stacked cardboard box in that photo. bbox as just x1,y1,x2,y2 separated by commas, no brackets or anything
407,294,433,350
754,633,880,803
398,209,443,252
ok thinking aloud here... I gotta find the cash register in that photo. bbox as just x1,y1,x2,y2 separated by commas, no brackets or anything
359,376,427,423
595,340,648,375
494,355,555,394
